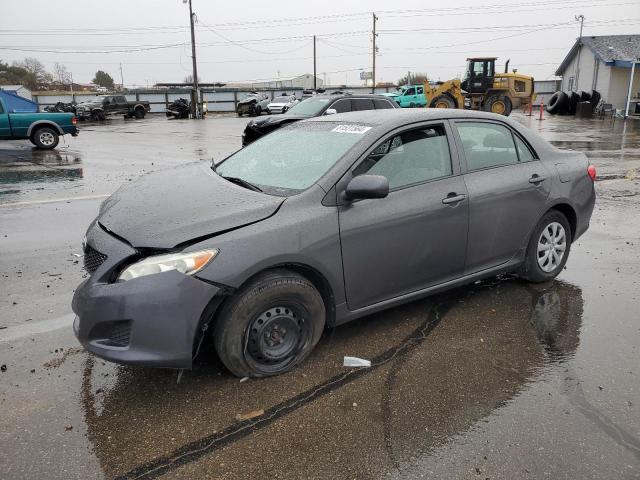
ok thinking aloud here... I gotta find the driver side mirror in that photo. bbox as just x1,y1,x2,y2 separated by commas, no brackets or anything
343,175,389,201
325,108,337,115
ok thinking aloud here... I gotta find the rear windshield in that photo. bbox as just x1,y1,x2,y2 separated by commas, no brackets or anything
217,122,369,194
286,98,331,116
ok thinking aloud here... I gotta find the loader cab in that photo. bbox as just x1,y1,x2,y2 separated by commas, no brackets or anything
461,58,496,94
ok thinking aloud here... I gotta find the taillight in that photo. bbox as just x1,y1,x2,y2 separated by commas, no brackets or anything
587,164,596,181
72,116,77,125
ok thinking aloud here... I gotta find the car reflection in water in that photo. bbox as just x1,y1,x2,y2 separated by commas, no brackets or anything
79,278,583,479
0,148,82,194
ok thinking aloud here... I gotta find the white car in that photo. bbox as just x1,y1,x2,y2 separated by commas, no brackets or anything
266,95,298,114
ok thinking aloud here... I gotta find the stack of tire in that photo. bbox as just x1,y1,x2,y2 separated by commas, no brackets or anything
546,90,601,115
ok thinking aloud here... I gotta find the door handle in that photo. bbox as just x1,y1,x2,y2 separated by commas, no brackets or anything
442,193,466,205
529,174,546,184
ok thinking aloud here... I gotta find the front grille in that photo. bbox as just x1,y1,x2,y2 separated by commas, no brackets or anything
91,320,132,348
84,245,107,273
103,321,131,347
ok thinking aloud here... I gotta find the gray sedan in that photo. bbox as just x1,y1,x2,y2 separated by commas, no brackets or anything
72,109,595,377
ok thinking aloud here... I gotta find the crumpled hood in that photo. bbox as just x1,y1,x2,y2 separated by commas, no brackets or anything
98,163,284,249
249,114,306,130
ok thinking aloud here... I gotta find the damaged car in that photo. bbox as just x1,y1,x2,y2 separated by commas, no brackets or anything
73,109,595,378
236,92,270,117
242,93,398,146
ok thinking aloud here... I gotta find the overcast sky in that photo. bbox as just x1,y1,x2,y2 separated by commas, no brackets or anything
2,0,639,87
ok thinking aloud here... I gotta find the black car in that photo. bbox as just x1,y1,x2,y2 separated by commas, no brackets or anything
241,94,398,146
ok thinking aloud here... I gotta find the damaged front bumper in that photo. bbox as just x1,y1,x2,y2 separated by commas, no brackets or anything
72,222,222,369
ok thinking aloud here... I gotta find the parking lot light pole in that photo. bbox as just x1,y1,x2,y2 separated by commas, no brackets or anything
185,0,200,119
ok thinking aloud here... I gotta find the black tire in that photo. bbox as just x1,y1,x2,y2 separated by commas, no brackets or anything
134,107,145,119
521,210,572,283
254,105,262,116
546,91,569,115
484,94,512,116
567,92,580,115
409,102,416,108
430,94,456,109
213,269,326,378
31,127,59,150
590,90,601,110
91,110,105,121
237,110,244,117
579,91,591,102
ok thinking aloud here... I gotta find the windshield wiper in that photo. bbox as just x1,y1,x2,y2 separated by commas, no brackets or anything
220,175,263,192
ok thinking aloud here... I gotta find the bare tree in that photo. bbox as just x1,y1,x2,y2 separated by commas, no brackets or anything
183,74,201,84
53,62,71,86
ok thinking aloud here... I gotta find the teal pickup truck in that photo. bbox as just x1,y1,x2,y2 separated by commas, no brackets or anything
382,84,427,108
0,92,78,149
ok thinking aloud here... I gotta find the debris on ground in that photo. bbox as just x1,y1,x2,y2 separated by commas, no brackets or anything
42,347,82,369
0,364,6,372
235,409,265,421
344,356,371,368
239,377,249,383
64,425,73,432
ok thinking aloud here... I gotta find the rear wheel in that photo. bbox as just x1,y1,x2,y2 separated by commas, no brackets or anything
484,94,512,116
31,127,59,150
91,110,105,121
134,107,145,119
430,95,456,109
521,210,572,283
213,269,325,377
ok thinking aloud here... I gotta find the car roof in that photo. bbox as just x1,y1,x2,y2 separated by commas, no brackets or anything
309,108,516,128
311,93,394,100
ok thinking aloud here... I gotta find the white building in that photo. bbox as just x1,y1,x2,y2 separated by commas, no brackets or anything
555,35,640,111
0,84,32,100
231,74,323,90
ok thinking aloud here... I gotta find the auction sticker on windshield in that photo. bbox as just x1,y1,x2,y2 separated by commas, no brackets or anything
332,124,372,134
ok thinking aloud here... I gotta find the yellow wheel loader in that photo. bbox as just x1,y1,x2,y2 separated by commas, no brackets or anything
423,58,535,116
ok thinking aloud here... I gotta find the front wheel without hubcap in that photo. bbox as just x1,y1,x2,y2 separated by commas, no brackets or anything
213,269,325,377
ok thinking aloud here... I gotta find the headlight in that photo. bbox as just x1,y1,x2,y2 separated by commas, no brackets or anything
118,249,218,282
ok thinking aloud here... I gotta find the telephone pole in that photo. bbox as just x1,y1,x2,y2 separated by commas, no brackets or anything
313,35,317,91
574,14,585,91
187,0,200,118
372,12,378,93
119,63,124,90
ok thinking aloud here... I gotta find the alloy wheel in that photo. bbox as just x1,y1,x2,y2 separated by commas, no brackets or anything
39,131,55,146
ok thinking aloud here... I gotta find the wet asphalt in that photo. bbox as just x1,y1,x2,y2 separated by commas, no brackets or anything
0,113,639,479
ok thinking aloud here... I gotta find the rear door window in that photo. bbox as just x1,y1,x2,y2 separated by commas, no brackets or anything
405,87,416,96
352,98,375,111
374,99,394,109
331,99,351,113
457,122,519,170
514,135,535,162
